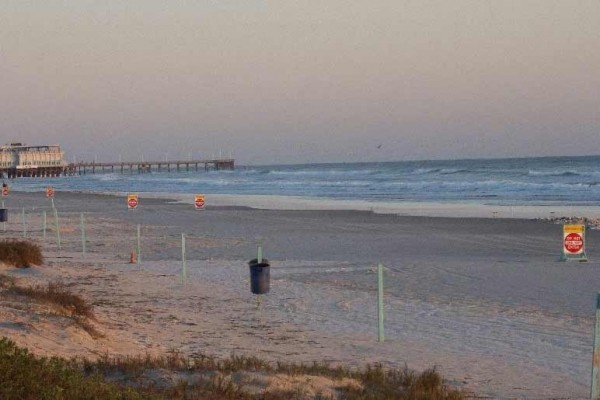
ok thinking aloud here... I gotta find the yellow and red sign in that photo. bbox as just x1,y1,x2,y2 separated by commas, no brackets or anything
563,225,584,254
127,193,139,210
194,195,205,210
46,187,55,198
561,224,587,261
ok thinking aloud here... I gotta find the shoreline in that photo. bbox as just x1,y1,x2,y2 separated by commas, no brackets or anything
121,191,600,220
5,189,600,220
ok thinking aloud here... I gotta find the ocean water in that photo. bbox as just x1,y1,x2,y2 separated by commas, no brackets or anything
5,156,600,206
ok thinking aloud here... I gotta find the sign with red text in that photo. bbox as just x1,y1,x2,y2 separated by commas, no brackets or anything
561,224,587,261
127,194,139,210
46,187,55,198
194,195,205,210
1,184,8,196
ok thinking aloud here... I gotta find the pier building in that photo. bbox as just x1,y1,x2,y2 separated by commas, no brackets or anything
0,143,72,178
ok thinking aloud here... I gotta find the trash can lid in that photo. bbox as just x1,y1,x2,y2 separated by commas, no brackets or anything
248,258,270,266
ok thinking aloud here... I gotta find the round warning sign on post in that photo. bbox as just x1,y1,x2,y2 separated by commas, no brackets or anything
194,195,205,210
46,187,54,198
564,232,584,254
2,184,8,196
127,194,139,210
561,224,587,261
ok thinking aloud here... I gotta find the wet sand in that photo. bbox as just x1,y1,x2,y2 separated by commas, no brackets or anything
1,191,599,398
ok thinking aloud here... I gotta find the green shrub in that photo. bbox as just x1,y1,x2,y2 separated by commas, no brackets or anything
0,337,152,400
0,337,466,399
0,240,43,267
0,273,16,288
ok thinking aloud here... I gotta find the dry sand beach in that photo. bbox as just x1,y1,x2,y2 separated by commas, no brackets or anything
2,191,600,398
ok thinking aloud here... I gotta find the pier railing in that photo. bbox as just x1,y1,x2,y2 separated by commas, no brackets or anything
1,159,235,178
74,159,234,175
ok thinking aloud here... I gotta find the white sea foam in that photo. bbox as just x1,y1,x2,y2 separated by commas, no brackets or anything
8,156,600,208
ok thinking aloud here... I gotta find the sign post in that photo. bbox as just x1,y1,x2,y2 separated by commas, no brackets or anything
127,194,139,210
2,182,8,232
42,210,47,240
2,199,5,232
560,224,588,262
194,195,205,210
46,187,55,209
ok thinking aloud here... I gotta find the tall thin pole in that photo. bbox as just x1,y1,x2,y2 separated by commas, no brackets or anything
136,224,141,267
257,245,263,263
377,263,385,343
42,210,47,240
181,233,187,285
80,213,86,256
21,207,26,238
53,208,61,250
592,293,600,399
2,200,5,232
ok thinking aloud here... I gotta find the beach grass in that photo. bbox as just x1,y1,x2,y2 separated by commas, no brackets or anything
0,337,152,400
79,351,466,399
0,337,465,399
7,281,94,319
0,276,101,338
0,240,43,267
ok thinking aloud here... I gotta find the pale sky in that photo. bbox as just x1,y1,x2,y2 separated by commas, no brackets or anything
1,1,598,165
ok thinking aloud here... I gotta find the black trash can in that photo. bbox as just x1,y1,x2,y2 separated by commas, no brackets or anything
0,208,7,222
248,258,270,294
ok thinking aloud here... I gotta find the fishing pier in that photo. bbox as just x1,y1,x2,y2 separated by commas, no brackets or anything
74,158,235,175
1,143,234,178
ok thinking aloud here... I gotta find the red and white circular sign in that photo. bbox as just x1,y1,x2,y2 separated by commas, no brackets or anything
194,195,205,209
564,232,584,254
128,197,138,209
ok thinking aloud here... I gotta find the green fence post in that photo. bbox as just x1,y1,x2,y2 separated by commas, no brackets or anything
21,207,27,238
42,210,47,240
181,233,187,285
80,213,86,256
592,293,600,399
53,208,61,250
136,224,141,267
377,263,385,343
